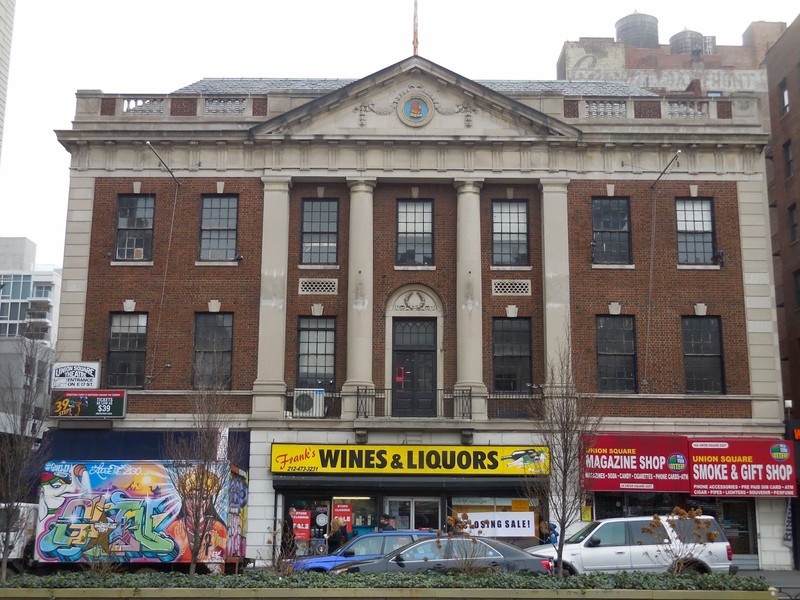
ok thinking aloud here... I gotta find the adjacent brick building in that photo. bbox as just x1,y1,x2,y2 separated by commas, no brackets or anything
765,16,800,446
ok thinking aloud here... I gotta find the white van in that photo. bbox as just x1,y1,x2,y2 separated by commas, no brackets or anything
526,515,737,575
0,503,37,574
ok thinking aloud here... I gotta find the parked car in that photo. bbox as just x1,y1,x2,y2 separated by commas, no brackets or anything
292,530,437,572
334,535,553,574
526,515,737,575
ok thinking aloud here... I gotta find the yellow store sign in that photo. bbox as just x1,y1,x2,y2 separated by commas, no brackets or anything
271,444,549,476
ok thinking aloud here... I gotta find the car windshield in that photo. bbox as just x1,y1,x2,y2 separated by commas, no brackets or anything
564,521,601,544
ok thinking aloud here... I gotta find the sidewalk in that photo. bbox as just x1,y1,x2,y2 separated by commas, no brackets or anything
740,570,800,598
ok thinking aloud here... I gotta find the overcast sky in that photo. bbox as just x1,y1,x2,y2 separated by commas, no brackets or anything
0,0,796,267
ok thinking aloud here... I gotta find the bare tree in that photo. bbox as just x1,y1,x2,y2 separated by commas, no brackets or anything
640,507,723,575
162,328,245,577
524,339,602,578
0,335,54,580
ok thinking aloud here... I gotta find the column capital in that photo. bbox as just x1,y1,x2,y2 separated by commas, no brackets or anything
347,178,377,191
538,177,570,192
453,179,483,194
261,176,292,192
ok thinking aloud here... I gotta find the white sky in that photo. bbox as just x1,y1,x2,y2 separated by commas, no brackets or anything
0,0,796,267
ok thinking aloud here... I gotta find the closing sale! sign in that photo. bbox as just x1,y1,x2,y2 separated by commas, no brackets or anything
584,435,796,497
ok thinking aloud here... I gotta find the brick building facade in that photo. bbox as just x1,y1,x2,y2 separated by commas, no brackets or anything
53,55,789,569
765,14,800,426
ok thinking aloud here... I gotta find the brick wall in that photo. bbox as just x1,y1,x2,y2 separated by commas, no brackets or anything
83,178,263,413
567,179,749,417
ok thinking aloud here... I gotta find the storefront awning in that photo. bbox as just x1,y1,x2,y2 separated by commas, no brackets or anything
272,474,526,492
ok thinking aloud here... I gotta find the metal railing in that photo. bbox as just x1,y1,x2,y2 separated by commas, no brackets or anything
488,391,544,420
356,388,472,419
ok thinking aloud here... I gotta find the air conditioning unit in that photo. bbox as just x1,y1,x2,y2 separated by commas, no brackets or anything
292,389,325,418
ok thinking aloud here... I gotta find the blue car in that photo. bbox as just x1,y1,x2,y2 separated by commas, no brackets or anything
292,531,438,572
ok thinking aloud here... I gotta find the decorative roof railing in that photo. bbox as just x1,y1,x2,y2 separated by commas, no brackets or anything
82,92,753,124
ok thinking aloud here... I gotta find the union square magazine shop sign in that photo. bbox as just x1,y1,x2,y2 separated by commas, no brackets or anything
584,434,796,497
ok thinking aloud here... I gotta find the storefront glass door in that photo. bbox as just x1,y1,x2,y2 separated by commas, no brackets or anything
386,497,440,530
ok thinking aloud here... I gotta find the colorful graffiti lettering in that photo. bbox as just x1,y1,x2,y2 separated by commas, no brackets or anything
35,461,237,565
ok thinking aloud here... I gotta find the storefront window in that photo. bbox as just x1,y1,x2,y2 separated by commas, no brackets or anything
334,496,377,536
594,492,684,518
386,497,440,530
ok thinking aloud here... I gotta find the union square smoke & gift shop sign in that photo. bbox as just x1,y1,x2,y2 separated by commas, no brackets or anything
583,434,796,497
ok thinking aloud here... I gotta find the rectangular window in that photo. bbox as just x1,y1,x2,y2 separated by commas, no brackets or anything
779,79,790,115
492,201,529,266
0,274,31,337
200,195,238,261
193,313,233,389
676,198,716,265
492,318,532,392
116,195,154,261
785,141,794,179
790,205,798,243
592,197,631,264
32,284,52,298
301,199,338,265
297,317,335,390
108,313,147,387
596,315,637,392
682,316,724,393
794,270,800,309
396,200,433,266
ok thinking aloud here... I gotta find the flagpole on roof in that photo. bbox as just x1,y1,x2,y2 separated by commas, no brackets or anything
413,0,419,55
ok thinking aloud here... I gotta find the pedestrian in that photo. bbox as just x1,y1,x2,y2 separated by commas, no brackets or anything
539,517,551,544
325,517,348,553
379,513,396,531
281,506,297,559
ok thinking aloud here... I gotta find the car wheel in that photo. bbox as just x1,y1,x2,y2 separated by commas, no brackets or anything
677,562,706,575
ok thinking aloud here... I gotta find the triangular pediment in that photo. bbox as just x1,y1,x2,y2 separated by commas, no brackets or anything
250,56,580,141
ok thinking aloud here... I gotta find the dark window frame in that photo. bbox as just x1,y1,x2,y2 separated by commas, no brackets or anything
592,197,632,264
297,316,336,390
116,195,155,261
682,316,725,394
794,270,800,310
301,199,339,265
779,78,790,116
199,194,238,261
676,198,716,265
107,313,148,388
784,141,794,179
492,200,530,266
396,199,434,266
790,204,798,244
596,315,637,392
193,313,234,390
492,318,532,392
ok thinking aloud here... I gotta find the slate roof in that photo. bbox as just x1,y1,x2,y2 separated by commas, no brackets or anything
174,78,659,98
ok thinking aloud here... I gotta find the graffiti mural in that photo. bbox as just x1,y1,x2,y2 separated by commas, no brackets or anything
35,460,246,565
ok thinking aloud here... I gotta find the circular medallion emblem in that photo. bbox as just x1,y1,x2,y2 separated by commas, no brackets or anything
771,442,790,461
398,94,433,127
667,453,687,473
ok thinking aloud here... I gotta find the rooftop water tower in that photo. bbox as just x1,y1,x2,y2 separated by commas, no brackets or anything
615,12,659,49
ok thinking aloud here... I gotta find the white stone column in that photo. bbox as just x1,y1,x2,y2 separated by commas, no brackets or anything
454,179,487,394
252,177,291,416
540,178,572,379
343,179,376,393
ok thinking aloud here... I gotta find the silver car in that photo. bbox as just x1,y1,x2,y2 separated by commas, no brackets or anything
335,535,553,574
